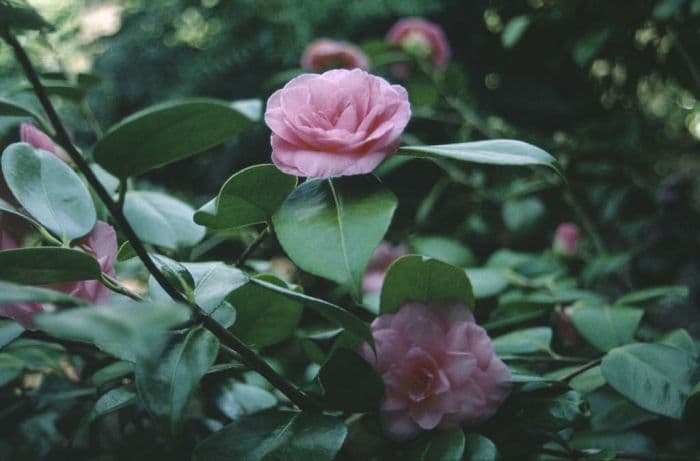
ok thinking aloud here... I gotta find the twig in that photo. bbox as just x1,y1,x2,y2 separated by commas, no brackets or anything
235,226,270,267
557,357,602,382
1,30,320,413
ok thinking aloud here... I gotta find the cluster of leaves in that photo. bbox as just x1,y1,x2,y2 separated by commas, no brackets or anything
0,1,699,461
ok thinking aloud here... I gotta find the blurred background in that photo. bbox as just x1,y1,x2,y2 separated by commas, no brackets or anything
1,0,699,326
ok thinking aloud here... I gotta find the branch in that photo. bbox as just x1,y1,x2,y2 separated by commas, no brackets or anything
557,357,602,382
1,30,320,413
235,226,270,267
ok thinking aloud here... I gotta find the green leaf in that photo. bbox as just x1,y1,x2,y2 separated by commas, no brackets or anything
33,302,190,362
409,427,465,461
652,0,686,19
0,97,49,131
123,191,205,250
501,15,531,49
656,328,698,358
231,98,263,121
464,268,510,299
228,274,302,348
569,430,653,454
152,255,195,301
601,343,695,419
380,255,474,314
0,248,101,284
135,326,219,431
0,319,23,349
0,0,52,32
94,98,251,178
588,387,657,431
249,277,372,344
400,139,563,178
273,175,397,299
502,196,545,235
569,305,644,352
318,348,384,412
410,236,476,267
492,327,552,355
615,285,689,306
569,366,606,394
90,361,134,387
0,280,84,304
0,196,42,229
463,433,497,461
0,352,24,386
192,411,347,461
2,143,96,241
195,164,296,229
519,389,588,431
83,386,137,426
215,379,277,420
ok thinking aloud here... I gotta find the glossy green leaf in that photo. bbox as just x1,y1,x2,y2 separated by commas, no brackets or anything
215,379,277,420
520,389,588,431
569,366,606,394
33,302,190,362
380,255,474,314
502,15,531,48
195,164,296,229
0,248,101,284
83,386,137,426
601,343,695,419
0,0,51,32
569,430,654,454
409,427,465,461
90,361,134,387
492,327,552,355
588,387,657,431
656,328,698,358
569,305,643,352
123,191,205,250
2,143,96,241
0,197,41,229
0,280,84,304
400,139,563,178
0,97,49,131
135,326,219,431
0,320,23,349
249,277,372,344
273,175,397,299
318,348,384,412
502,196,545,235
228,274,302,348
192,411,347,461
152,255,195,301
410,236,476,267
0,352,24,386
615,285,689,306
464,268,510,299
94,98,251,178
464,433,498,461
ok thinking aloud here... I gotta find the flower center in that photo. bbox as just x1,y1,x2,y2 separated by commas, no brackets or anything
408,365,435,401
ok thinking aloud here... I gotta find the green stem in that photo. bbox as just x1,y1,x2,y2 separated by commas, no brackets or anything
1,30,320,414
235,225,270,267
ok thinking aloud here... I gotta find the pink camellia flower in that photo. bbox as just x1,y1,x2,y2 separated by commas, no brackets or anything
363,241,409,294
0,221,118,328
301,39,370,71
387,17,451,70
264,68,411,178
553,223,580,257
361,302,511,440
50,221,118,305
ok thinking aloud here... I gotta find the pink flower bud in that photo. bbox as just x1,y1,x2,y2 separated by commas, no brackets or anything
553,223,580,257
265,69,411,178
361,302,511,440
387,17,451,70
362,241,409,295
20,123,57,155
301,39,370,71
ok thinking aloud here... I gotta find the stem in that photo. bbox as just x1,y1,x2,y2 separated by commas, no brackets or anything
100,273,143,301
235,226,270,267
558,357,602,382
117,178,127,211
1,31,319,413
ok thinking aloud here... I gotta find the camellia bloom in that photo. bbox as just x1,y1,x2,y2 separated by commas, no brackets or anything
361,302,511,440
553,222,580,257
363,241,409,294
0,221,118,328
301,39,370,71
264,69,411,178
387,17,451,70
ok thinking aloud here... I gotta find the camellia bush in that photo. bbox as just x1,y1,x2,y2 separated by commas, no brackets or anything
0,2,699,461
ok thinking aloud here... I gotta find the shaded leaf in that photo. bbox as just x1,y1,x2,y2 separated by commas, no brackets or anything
0,248,101,285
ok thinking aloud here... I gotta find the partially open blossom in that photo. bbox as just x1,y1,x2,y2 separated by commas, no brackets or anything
387,17,451,70
363,241,409,294
265,68,411,178
553,223,580,257
301,39,370,71
361,302,511,440
0,221,118,328
50,221,118,305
